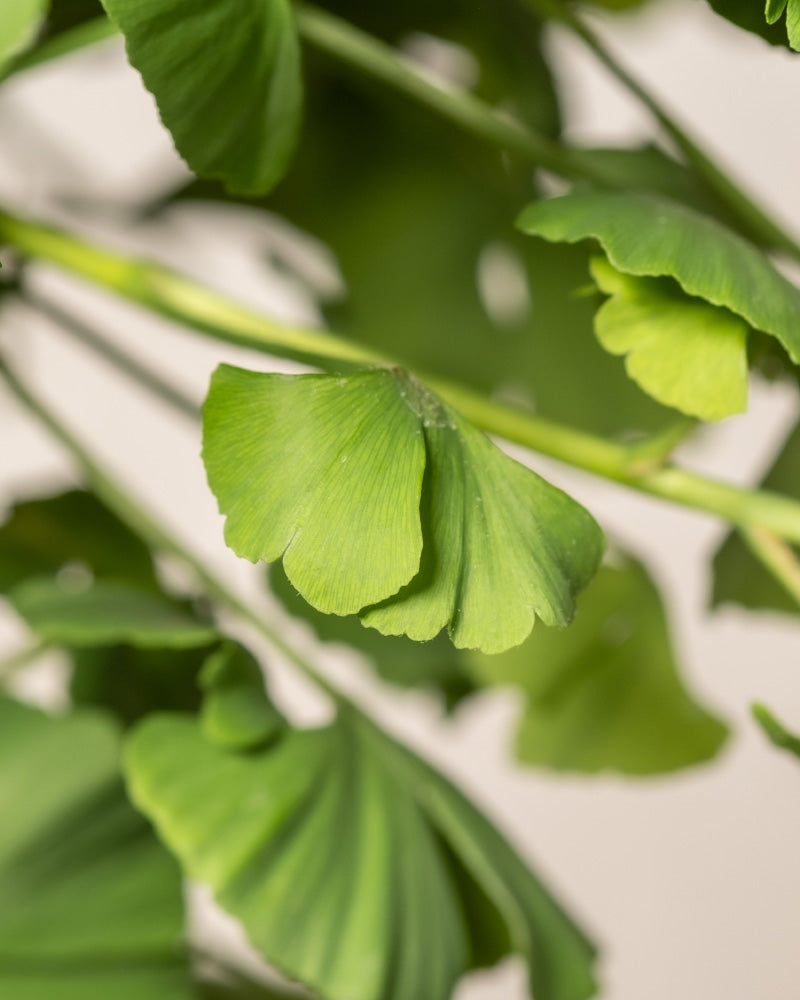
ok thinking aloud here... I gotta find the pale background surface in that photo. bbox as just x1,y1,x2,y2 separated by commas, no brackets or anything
1,3,799,998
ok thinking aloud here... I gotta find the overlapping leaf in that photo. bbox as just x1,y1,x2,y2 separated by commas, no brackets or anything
203,365,604,653
470,560,729,775
0,0,47,74
589,256,749,420
712,416,800,614
518,192,800,387
124,708,597,1000
0,696,193,999
100,0,302,194
704,0,800,49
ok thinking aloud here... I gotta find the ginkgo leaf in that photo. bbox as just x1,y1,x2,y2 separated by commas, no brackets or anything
10,577,218,649
0,696,193,1000
124,708,597,1000
100,0,302,194
589,256,749,420
469,560,729,775
0,0,47,73
518,190,800,366
203,365,604,653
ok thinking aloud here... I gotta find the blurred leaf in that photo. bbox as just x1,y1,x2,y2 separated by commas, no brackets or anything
518,191,800,367
0,695,193,999
199,641,285,751
125,708,597,1000
0,489,158,595
45,0,106,36
0,0,47,73
203,366,604,653
269,562,476,709
589,256,748,420
753,702,800,758
712,416,800,614
99,0,301,194
10,577,218,649
469,560,729,775
704,0,799,49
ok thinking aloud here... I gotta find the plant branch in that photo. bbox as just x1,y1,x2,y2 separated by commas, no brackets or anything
740,525,800,608
0,356,342,703
4,208,800,546
519,0,800,260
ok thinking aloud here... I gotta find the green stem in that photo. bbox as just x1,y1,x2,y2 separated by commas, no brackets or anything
0,358,341,703
740,525,800,608
24,291,200,421
0,639,50,680
520,0,800,260
0,17,119,85
4,208,800,545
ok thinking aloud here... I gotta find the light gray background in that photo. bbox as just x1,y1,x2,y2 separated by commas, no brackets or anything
1,2,799,997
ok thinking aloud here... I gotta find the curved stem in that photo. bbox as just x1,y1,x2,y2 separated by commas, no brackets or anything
520,0,800,260
0,357,342,704
740,525,800,608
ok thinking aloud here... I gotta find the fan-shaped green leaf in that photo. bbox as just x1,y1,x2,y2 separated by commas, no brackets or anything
753,703,800,758
124,709,597,1000
470,560,728,775
0,696,192,999
0,0,47,73
199,641,285,751
9,578,218,648
589,256,748,420
99,0,301,194
203,366,604,653
518,191,800,366
269,562,476,709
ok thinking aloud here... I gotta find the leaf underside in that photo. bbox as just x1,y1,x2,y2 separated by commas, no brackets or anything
518,191,800,367
124,709,597,1000
589,256,748,420
203,365,604,653
99,0,302,194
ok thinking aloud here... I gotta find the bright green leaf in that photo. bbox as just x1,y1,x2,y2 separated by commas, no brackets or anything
712,416,800,614
753,702,800,758
470,560,729,775
0,0,47,72
9,577,218,648
99,0,302,194
203,366,604,653
0,696,192,999
589,256,749,420
518,191,800,366
269,562,477,709
765,0,800,48
703,0,793,46
199,641,285,751
124,709,597,1000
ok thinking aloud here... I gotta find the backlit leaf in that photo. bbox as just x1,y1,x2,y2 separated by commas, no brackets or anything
124,708,597,1000
0,0,47,73
10,577,218,649
470,560,729,775
203,366,604,653
100,0,302,194
589,256,748,420
518,191,800,368
0,696,192,999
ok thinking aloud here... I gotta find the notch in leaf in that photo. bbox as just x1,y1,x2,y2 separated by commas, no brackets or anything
99,0,302,194
518,191,800,420
202,365,604,653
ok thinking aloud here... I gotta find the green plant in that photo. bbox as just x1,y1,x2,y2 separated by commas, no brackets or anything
1,1,799,998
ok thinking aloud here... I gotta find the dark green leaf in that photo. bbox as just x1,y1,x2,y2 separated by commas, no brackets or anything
752,703,800,758
199,641,285,751
589,256,749,420
0,696,193,999
469,560,728,775
0,489,158,595
704,0,800,49
9,577,218,648
100,0,302,194
124,708,597,1000
0,1,47,72
712,416,800,614
269,562,476,709
203,366,604,653
518,191,800,367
